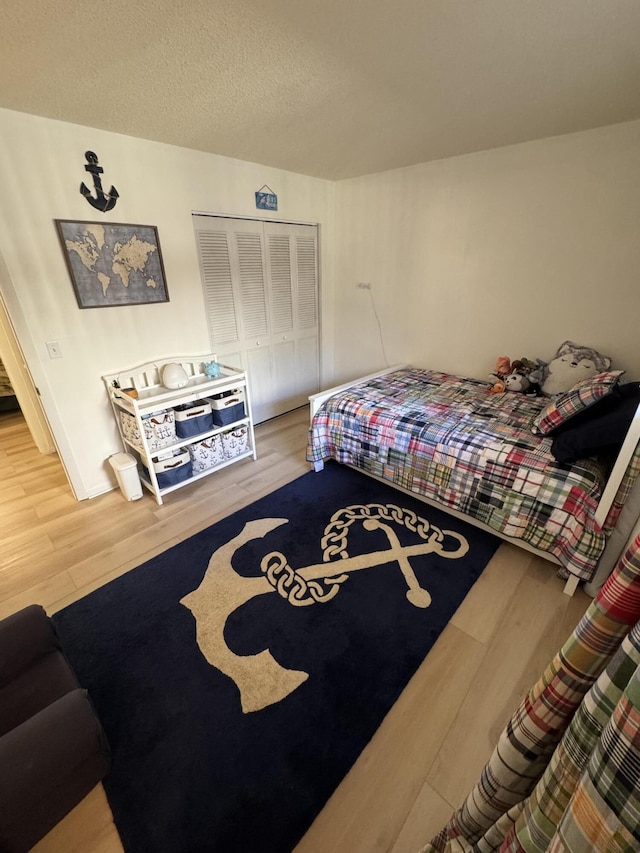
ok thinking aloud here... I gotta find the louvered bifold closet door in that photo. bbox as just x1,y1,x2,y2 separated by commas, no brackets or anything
291,225,320,406
233,223,272,420
194,216,319,424
194,216,271,421
264,222,319,417
196,227,240,347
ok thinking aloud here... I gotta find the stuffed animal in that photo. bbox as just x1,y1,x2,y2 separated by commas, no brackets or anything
528,359,547,386
536,341,612,397
489,356,536,394
511,358,542,396
511,358,537,376
503,371,531,393
488,356,511,393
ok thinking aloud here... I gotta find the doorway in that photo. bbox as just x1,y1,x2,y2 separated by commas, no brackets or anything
0,289,57,455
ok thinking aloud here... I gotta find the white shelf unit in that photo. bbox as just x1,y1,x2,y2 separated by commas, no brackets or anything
103,355,257,505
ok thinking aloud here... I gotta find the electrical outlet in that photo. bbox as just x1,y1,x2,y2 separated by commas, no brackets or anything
46,340,63,359
357,282,372,290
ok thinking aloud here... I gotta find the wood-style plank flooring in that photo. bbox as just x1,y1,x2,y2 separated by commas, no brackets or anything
0,408,591,853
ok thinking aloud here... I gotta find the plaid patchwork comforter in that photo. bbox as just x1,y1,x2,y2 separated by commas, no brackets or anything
307,368,610,580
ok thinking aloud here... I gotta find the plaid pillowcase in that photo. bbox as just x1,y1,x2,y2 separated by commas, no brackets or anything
532,370,625,436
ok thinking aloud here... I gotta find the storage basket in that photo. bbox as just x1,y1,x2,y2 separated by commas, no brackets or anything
207,390,246,426
120,409,176,451
221,425,248,459
143,449,191,488
119,410,141,446
174,399,214,438
188,435,225,473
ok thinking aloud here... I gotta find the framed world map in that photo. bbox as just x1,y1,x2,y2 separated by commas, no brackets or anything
55,220,169,308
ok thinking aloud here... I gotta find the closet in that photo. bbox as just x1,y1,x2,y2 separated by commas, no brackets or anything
193,216,319,423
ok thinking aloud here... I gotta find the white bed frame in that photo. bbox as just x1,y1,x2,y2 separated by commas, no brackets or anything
309,365,640,597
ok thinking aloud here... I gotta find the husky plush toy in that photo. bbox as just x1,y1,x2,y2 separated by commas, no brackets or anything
535,341,611,397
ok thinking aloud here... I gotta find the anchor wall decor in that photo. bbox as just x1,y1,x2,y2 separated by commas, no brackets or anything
180,503,469,714
79,151,119,212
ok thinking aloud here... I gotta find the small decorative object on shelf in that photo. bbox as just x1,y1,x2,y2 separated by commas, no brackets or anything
162,362,189,389
103,356,257,505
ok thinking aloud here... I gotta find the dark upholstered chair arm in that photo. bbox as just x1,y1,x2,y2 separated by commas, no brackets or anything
0,605,60,686
0,689,111,853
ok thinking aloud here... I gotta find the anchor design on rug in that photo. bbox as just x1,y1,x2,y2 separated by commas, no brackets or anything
79,151,119,211
180,503,469,713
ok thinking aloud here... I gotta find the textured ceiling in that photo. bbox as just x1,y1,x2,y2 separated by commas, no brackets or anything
2,0,640,180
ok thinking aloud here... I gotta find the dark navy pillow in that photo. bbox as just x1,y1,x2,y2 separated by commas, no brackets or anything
551,383,640,464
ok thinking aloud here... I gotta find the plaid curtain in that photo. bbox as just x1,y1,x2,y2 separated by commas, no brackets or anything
421,533,640,853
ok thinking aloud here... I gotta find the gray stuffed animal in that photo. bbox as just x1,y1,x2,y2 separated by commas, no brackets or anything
534,341,611,397
503,371,531,393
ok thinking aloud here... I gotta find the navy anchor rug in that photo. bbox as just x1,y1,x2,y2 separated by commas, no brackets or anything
53,463,500,853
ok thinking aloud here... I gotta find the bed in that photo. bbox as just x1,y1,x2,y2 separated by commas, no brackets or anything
307,366,640,595
0,358,19,412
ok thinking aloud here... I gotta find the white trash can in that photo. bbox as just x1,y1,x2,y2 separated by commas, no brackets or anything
109,452,143,500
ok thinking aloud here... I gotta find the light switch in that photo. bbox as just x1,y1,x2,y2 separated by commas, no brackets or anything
46,340,63,359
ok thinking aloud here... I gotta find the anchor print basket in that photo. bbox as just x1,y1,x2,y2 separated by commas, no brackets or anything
188,435,225,473
120,409,176,451
221,426,248,459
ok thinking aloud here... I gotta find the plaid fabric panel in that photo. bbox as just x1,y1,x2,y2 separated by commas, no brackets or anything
422,534,640,853
502,626,640,852
603,441,640,533
308,369,610,579
531,371,625,436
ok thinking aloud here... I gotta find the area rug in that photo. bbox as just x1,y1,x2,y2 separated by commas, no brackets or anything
52,463,500,853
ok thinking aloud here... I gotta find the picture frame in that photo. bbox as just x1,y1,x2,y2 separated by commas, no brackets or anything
55,220,169,308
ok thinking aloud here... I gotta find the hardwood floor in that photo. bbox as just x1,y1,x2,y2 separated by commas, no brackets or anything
0,408,591,853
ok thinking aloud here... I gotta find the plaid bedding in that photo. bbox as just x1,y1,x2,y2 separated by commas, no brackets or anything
307,368,613,580
423,534,640,853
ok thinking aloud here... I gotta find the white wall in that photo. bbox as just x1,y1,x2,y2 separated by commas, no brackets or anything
3,109,640,500
0,108,335,499
333,120,640,384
